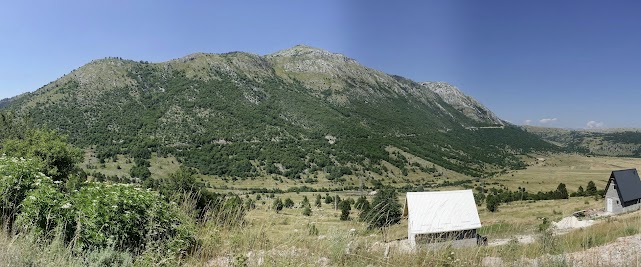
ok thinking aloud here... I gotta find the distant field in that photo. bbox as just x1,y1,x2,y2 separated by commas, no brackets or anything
82,150,641,196
488,154,641,193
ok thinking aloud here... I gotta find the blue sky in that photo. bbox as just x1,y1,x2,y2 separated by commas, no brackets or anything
1,1,640,128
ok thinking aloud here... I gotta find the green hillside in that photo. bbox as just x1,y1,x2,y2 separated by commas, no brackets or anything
4,45,556,178
523,126,641,157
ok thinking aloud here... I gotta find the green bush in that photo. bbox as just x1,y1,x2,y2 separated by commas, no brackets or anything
0,156,45,225
16,180,195,255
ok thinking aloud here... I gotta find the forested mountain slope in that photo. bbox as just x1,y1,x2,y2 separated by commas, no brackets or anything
3,45,557,178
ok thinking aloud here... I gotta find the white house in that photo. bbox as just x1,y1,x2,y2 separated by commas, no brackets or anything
404,190,482,248
604,169,641,214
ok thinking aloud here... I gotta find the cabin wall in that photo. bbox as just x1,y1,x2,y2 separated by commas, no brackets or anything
605,179,624,214
621,200,641,213
605,179,641,214
409,229,479,248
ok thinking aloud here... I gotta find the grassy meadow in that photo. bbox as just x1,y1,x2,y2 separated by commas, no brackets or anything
75,151,641,266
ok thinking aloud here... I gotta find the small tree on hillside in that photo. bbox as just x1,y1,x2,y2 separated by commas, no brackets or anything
486,194,499,212
284,198,295,208
355,196,370,211
302,206,312,216
339,200,351,221
302,196,310,208
273,198,283,213
325,195,333,204
315,194,322,207
586,181,597,196
556,183,569,199
361,188,401,229
576,186,585,197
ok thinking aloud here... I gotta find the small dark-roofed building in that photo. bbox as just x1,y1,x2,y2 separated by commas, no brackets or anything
604,169,641,214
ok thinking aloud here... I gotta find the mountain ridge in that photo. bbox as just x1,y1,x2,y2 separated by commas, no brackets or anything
3,45,557,179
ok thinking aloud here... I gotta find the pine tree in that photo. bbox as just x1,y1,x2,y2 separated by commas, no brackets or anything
302,196,310,208
486,194,499,212
361,188,401,229
303,206,312,216
339,200,351,221
315,194,322,207
284,198,295,208
586,181,597,196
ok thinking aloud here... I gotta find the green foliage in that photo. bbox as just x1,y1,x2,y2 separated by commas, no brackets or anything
360,188,401,229
555,183,569,199
354,196,370,211
272,198,283,213
324,194,333,204
16,181,195,255
302,206,312,216
4,57,560,181
284,198,294,208
0,156,46,226
1,129,83,181
315,194,322,207
129,164,150,180
486,194,499,212
339,200,351,221
586,181,598,196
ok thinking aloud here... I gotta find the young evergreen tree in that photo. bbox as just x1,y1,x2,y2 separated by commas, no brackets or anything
556,183,569,199
315,194,322,207
586,181,597,196
303,206,312,216
302,196,310,208
355,196,370,211
284,198,295,208
361,188,401,229
339,200,351,221
273,198,283,213
577,186,585,196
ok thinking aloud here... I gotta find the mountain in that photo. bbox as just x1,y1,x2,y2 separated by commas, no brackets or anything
420,82,503,125
523,126,641,157
2,45,556,178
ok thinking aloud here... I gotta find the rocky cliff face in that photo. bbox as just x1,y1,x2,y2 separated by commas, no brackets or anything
421,81,504,126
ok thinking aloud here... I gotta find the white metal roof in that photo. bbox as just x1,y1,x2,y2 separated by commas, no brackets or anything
405,190,481,234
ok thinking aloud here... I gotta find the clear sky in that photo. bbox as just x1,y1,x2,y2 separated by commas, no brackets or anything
1,1,640,129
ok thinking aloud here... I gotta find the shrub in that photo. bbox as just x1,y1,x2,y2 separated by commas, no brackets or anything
302,206,312,216
284,198,294,208
1,129,83,181
0,156,45,226
273,198,283,213
16,181,196,255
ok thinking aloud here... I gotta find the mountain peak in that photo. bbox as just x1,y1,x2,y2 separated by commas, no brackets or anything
267,45,349,60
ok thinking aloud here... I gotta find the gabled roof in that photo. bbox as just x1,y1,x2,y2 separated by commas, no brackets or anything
609,169,641,203
404,190,481,234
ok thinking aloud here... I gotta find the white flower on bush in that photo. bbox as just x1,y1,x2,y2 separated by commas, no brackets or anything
61,203,72,209
29,196,36,200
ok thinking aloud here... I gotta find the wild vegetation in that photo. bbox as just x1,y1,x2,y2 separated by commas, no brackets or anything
3,46,641,266
4,47,557,184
